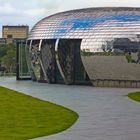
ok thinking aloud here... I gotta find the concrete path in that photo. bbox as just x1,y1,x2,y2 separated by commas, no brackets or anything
0,77,140,140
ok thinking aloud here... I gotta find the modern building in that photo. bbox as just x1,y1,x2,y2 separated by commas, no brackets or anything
2,25,29,44
26,7,140,87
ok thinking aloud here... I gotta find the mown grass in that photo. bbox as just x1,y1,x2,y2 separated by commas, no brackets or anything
128,92,140,102
0,86,78,140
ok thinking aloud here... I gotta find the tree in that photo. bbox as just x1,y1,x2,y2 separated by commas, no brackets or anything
1,46,16,73
0,45,7,59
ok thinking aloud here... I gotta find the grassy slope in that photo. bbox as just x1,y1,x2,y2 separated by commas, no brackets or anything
128,92,140,102
0,86,78,140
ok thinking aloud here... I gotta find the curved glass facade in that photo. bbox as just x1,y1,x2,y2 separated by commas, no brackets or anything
27,7,140,87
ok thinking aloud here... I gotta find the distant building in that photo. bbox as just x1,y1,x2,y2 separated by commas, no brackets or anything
2,25,29,44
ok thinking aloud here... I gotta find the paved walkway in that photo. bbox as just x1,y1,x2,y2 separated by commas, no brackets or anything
0,77,140,140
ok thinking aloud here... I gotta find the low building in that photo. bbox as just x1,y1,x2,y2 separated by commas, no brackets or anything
2,25,29,44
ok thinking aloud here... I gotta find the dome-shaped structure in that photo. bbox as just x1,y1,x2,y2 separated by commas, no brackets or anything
27,7,140,87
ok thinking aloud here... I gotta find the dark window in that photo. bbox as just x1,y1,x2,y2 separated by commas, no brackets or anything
7,35,13,38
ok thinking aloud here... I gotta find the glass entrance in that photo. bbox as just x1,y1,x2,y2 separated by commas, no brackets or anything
16,39,31,80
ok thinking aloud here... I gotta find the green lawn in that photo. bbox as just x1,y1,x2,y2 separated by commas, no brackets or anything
128,92,140,102
0,86,78,140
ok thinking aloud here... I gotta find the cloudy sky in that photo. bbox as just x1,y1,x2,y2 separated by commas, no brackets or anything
1,0,140,37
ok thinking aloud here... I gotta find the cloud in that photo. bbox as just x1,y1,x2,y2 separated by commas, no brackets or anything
39,0,140,11
24,8,46,16
0,3,19,15
32,0,140,19
0,2,46,17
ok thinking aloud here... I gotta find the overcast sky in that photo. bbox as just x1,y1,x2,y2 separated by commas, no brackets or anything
1,0,140,37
